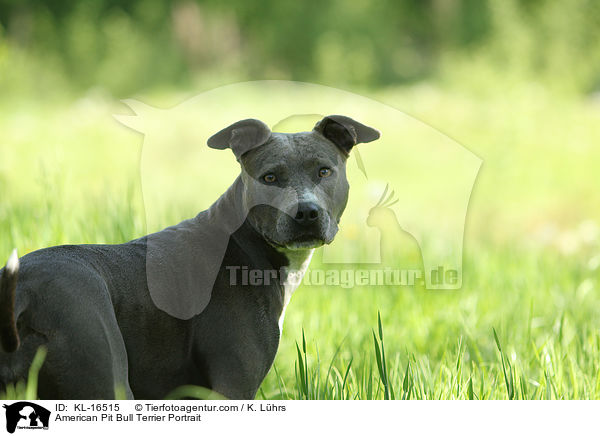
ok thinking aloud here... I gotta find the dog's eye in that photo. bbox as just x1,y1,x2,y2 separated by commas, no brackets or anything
263,173,277,183
318,167,332,178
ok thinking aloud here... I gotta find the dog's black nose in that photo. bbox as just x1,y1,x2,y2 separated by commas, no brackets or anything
294,202,320,225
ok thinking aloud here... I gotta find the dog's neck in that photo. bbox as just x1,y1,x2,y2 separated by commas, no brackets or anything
276,248,314,331
203,176,316,329
200,176,247,232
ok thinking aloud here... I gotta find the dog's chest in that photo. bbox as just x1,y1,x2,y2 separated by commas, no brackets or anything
278,249,314,331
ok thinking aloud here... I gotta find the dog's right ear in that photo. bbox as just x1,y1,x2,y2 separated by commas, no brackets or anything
207,119,272,160
314,115,380,156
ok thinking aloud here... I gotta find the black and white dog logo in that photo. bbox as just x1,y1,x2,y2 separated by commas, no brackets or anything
2,402,50,433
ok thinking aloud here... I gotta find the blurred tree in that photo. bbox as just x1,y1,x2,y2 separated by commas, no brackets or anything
0,0,598,96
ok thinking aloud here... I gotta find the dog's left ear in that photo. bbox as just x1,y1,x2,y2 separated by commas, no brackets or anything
314,115,380,155
207,118,272,160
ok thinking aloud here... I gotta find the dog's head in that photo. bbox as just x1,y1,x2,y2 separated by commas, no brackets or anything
208,115,380,250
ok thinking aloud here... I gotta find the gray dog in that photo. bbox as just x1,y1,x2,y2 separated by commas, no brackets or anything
0,115,380,399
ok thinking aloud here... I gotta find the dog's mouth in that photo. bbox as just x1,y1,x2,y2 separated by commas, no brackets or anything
285,234,326,250
258,213,338,251
264,233,328,250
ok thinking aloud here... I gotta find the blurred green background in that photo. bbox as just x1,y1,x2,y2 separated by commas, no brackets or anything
2,0,600,99
2,0,600,399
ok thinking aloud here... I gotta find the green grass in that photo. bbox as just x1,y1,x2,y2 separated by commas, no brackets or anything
1,83,599,399
0,347,46,401
262,247,600,399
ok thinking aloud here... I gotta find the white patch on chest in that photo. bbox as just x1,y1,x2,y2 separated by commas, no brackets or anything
278,249,314,331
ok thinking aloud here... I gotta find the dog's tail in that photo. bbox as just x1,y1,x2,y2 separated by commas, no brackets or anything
0,249,20,353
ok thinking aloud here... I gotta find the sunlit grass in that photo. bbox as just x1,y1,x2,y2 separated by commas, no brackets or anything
0,347,46,401
1,85,599,399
